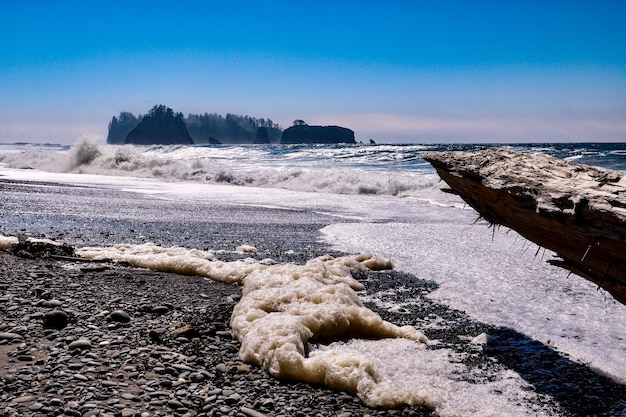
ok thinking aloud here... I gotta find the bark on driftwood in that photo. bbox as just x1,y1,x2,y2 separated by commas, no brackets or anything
424,148,626,305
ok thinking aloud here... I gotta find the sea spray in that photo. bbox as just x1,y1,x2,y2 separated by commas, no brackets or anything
69,137,101,169
0,143,440,197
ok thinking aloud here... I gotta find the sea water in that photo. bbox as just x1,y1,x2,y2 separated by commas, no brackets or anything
1,141,625,415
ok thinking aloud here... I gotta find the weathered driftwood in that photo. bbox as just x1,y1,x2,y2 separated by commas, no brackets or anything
424,148,626,305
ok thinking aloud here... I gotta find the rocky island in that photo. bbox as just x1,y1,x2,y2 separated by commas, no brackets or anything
281,122,356,145
125,105,193,146
106,108,356,145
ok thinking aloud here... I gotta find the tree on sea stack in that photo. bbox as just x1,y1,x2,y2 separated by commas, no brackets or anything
125,105,194,145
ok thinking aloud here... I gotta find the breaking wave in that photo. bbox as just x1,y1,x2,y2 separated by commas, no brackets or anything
0,141,440,197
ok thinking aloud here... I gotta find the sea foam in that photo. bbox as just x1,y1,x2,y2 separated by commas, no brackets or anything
74,242,431,407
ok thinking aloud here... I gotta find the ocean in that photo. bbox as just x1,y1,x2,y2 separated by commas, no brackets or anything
1,141,625,416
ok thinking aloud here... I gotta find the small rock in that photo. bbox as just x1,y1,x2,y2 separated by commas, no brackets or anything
236,364,251,373
167,399,184,409
0,332,24,341
109,310,131,323
151,305,170,314
471,332,499,347
215,363,229,373
81,409,101,417
41,299,63,308
240,407,270,417
43,310,68,330
189,372,205,382
68,339,93,350
225,392,242,403
172,363,194,372
29,402,45,411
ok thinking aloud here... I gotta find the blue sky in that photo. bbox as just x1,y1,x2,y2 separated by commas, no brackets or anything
1,0,625,144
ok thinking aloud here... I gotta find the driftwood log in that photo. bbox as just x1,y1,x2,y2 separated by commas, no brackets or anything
424,148,626,305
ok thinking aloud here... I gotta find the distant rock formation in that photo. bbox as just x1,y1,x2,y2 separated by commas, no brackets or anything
125,105,193,145
186,113,281,144
281,125,356,144
254,127,270,144
107,112,142,144
107,108,359,145
207,137,221,145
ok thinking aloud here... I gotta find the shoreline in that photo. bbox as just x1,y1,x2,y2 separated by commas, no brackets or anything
1,175,626,416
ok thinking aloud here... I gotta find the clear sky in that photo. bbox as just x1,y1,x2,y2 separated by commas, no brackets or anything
1,0,625,144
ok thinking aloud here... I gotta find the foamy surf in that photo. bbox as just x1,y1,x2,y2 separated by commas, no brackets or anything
0,141,439,197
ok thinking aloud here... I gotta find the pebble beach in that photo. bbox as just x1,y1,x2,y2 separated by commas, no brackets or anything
0,249,437,417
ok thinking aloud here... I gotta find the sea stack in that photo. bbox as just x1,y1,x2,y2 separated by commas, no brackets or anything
125,105,193,145
281,124,356,144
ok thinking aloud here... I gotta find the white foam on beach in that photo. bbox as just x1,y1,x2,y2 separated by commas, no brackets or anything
72,241,554,414
75,242,443,408
322,338,557,417
0,234,19,250
0,230,573,414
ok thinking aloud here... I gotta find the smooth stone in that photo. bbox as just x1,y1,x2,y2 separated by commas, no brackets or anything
68,339,93,350
172,363,194,372
43,310,68,330
42,299,63,308
225,393,242,403
150,305,170,314
109,310,131,323
0,332,24,341
189,372,204,382
215,363,229,373
240,407,270,417
167,399,184,408
236,364,251,373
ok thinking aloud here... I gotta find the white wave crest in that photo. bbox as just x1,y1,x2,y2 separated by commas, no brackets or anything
0,143,439,197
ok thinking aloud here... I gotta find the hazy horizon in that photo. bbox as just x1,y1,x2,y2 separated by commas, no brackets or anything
1,1,625,145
